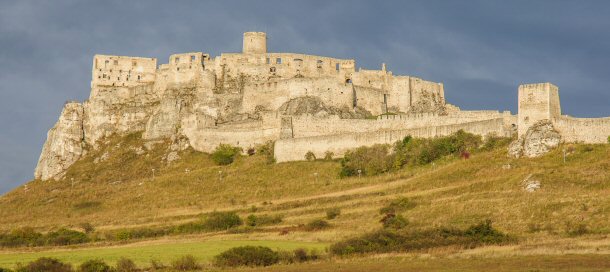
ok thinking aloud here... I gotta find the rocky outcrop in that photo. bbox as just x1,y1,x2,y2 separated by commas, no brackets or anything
278,97,371,119
509,120,561,158
34,102,86,180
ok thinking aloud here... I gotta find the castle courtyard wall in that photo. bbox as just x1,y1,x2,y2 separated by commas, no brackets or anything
553,116,610,143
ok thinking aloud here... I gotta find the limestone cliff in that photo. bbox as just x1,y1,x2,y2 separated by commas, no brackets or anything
509,120,561,158
34,102,86,180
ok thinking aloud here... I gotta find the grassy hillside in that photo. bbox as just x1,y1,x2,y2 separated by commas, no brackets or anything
0,133,609,268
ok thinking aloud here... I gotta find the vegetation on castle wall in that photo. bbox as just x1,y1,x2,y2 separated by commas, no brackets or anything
340,130,488,177
211,144,242,165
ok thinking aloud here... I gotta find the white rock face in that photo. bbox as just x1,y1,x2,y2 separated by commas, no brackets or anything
509,120,561,158
34,102,85,180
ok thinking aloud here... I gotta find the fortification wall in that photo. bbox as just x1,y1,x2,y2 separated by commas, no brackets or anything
275,118,508,162
289,110,513,138
553,116,610,143
241,77,353,112
354,86,384,115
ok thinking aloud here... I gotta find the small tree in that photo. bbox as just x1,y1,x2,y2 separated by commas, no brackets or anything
305,151,316,161
78,259,111,272
211,144,242,165
115,258,137,272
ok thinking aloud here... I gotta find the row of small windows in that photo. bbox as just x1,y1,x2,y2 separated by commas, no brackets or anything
104,59,138,66
263,57,339,70
99,74,141,80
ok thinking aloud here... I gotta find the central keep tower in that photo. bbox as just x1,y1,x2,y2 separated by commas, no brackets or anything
243,32,267,54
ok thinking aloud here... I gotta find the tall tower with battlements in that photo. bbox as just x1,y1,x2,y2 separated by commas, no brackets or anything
517,82,561,137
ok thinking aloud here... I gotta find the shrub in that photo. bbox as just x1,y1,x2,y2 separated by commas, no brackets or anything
481,134,512,151
379,197,417,214
323,151,334,160
304,151,316,161
245,214,283,227
115,258,137,272
215,246,279,267
340,144,393,177
325,208,341,220
78,259,111,272
202,211,243,231
380,214,408,230
79,223,95,234
46,228,90,246
247,148,256,156
171,255,200,271
0,227,45,247
211,144,242,165
304,219,330,231
607,136,610,144
565,222,589,237
330,220,511,256
149,259,165,271
16,257,73,272
0,268,12,272
113,227,167,241
256,141,275,164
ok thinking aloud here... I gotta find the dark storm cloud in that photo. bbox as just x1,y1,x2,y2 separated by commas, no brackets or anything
1,0,609,193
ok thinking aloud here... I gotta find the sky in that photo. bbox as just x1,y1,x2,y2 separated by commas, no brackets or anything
1,0,609,194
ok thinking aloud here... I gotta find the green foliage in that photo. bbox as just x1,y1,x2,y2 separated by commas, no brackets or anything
330,220,512,256
379,197,417,214
46,228,90,246
0,227,89,248
256,141,276,164
0,267,12,272
325,208,341,220
112,227,167,241
171,255,200,271
277,248,320,264
607,136,610,144
115,258,137,272
340,144,393,177
78,259,111,272
304,219,330,231
481,134,512,151
304,151,316,161
380,214,408,230
202,211,243,231
215,246,279,267
16,257,73,272
211,144,242,165
245,214,283,227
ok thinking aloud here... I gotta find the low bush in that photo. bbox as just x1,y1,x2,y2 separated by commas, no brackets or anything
112,227,167,241
325,208,341,220
323,151,334,160
565,222,589,237
0,267,12,272
46,228,90,246
211,144,242,165
0,227,90,248
607,135,610,144
379,197,417,214
304,219,330,231
149,259,165,271
115,258,137,272
78,259,111,272
202,211,243,231
256,141,275,164
340,144,393,177
380,214,408,230
215,246,279,267
16,257,73,272
305,151,316,161
245,214,283,227
330,220,511,256
171,255,200,271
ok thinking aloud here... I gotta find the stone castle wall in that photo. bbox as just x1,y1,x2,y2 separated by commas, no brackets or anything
275,118,509,162
553,116,610,143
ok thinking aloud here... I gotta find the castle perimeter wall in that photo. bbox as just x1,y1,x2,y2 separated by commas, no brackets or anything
275,118,508,162
553,116,610,143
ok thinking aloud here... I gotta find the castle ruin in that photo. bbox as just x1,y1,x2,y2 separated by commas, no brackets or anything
34,32,610,180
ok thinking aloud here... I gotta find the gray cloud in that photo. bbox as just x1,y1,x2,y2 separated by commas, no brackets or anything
1,0,609,193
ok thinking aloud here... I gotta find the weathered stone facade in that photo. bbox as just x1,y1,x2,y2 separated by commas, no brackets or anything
34,32,610,180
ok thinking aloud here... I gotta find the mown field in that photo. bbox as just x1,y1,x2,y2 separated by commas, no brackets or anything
0,133,609,270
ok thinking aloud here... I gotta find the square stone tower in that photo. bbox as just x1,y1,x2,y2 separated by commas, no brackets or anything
517,82,561,137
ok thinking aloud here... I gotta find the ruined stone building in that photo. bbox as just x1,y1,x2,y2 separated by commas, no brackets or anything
34,32,610,180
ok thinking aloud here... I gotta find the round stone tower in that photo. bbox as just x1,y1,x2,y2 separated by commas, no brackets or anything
243,32,267,54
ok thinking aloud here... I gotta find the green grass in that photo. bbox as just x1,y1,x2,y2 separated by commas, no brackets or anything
0,240,327,268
